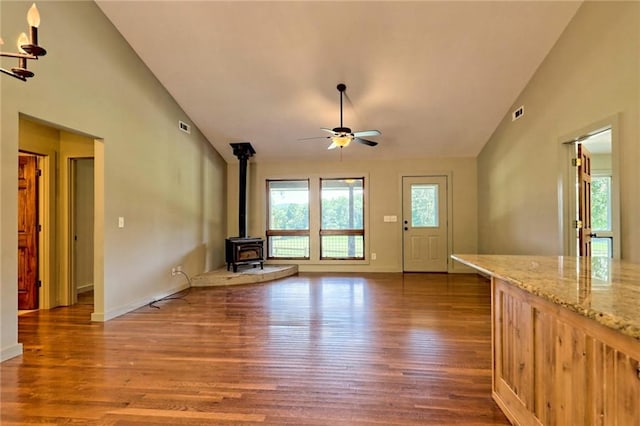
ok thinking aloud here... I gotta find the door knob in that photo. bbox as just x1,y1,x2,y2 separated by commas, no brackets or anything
589,233,598,238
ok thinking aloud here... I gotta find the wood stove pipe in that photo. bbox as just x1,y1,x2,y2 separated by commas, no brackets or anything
230,142,256,238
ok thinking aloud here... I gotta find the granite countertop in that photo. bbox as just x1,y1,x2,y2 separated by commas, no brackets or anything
452,254,640,340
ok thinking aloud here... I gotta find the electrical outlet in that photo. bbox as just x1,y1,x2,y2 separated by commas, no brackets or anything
371,253,377,260
171,267,176,276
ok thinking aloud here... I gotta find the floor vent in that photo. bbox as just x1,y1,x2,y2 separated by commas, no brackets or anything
179,120,191,134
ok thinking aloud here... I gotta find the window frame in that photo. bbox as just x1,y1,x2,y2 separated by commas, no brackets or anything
319,177,365,260
265,179,310,260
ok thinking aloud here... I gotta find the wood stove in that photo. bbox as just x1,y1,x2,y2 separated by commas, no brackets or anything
226,142,264,273
225,237,263,272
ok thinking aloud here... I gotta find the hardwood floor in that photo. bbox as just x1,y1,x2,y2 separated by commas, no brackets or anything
1,273,509,425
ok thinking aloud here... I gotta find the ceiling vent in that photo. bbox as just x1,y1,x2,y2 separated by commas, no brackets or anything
178,120,191,134
512,106,524,121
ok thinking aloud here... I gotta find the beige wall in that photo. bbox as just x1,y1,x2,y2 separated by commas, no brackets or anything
478,2,639,260
228,157,478,273
1,1,227,360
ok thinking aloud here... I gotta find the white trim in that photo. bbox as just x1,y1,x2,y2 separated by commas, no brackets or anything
1,343,23,362
76,283,94,294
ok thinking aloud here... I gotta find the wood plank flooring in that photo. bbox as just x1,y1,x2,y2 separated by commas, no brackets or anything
1,273,510,425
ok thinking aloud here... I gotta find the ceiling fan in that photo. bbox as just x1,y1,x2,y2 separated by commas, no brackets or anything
301,83,381,150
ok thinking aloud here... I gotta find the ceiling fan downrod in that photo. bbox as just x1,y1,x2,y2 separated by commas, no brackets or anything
337,83,346,129
335,83,350,134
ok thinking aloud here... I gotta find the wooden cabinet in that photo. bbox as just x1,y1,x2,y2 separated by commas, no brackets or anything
492,278,640,425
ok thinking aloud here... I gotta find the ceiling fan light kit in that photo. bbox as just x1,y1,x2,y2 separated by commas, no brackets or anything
301,83,381,151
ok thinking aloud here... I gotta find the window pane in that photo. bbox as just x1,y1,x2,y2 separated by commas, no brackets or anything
321,235,364,258
268,180,309,230
591,176,611,231
321,178,363,230
268,236,309,258
411,184,438,227
591,237,612,258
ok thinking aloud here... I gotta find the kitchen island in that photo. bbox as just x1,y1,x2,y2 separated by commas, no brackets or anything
452,255,640,426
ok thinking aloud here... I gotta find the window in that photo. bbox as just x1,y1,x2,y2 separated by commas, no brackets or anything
591,175,613,257
411,183,439,227
320,178,364,260
266,180,309,259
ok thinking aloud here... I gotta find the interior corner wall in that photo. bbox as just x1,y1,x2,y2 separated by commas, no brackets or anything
233,157,478,273
1,1,226,360
477,1,639,260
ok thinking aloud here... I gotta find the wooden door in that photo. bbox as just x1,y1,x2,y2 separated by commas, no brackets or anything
402,176,448,272
18,155,39,310
578,144,592,256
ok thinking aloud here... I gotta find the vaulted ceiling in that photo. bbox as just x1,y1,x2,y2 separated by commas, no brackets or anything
96,1,581,163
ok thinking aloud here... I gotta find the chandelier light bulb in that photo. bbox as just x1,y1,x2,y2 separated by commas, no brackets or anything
27,3,41,28
17,33,29,53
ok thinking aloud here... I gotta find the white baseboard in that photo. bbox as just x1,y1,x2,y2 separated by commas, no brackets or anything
1,343,23,362
77,283,94,294
90,282,190,322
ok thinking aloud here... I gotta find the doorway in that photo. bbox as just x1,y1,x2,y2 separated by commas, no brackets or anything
18,117,100,314
70,158,95,302
561,119,620,258
402,175,449,272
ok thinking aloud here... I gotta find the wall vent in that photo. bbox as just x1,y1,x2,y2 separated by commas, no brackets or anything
179,120,191,134
512,106,524,121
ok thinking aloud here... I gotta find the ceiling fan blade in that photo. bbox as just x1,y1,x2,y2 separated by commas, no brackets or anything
327,142,338,150
320,128,337,135
355,138,378,147
298,136,330,141
353,129,381,138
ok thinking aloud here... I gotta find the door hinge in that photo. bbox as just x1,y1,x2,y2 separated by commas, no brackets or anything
572,158,582,167
574,220,583,229
38,224,42,232
36,169,42,177
36,280,42,288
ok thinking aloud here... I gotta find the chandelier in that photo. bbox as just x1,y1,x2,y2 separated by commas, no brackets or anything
0,3,47,81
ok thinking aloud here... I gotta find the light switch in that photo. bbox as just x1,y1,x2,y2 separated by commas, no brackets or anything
383,215,398,222
118,216,125,228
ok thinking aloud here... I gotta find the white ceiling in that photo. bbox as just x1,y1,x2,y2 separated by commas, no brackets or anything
96,1,581,164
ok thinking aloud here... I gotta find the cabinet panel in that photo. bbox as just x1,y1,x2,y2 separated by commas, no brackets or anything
533,309,556,424
616,352,640,425
498,290,534,409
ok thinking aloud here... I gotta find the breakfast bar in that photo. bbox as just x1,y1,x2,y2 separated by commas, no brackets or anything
452,255,640,425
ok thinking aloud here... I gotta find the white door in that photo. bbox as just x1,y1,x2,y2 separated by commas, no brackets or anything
402,176,448,272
